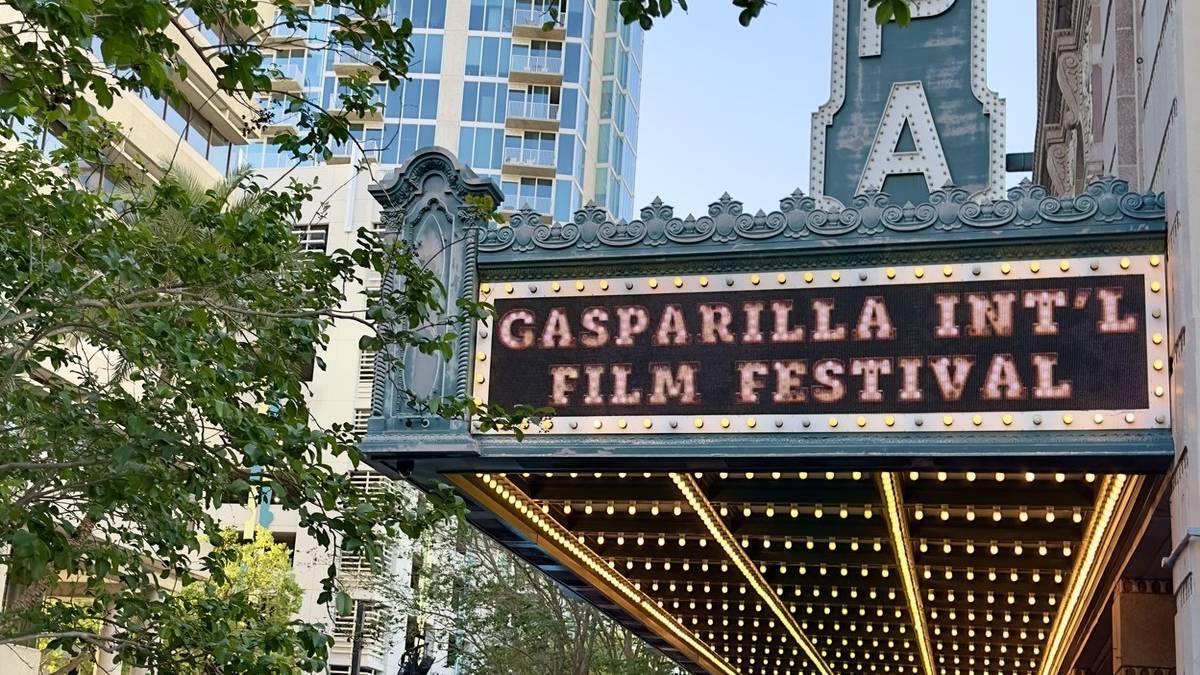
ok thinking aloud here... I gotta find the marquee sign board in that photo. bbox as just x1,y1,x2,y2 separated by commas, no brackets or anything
472,255,1169,435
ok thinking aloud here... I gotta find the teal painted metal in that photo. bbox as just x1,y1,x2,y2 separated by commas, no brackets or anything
813,0,1005,206
359,146,1170,469
476,177,1165,268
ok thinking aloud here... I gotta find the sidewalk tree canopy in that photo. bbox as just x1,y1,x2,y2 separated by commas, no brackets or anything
0,0,540,670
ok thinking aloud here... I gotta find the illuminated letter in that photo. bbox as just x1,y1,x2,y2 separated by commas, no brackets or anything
615,306,649,346
771,301,806,343
737,362,770,404
934,294,960,338
851,358,893,403
653,305,691,346
928,356,975,401
811,299,848,342
967,292,1016,337
898,357,924,402
1023,290,1068,336
772,360,808,404
580,307,610,347
743,302,765,344
700,303,736,344
855,297,896,340
549,366,579,406
1032,353,1072,400
1096,288,1139,334
499,309,535,349
583,365,605,405
649,363,699,405
980,354,1025,401
610,364,642,405
856,82,953,196
812,359,846,403
540,308,575,348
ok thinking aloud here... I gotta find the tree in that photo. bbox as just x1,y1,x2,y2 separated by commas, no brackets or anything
170,528,307,675
0,0,539,667
610,0,918,29
369,522,679,675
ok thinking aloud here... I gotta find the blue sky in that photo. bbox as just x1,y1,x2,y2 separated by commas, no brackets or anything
632,0,1037,216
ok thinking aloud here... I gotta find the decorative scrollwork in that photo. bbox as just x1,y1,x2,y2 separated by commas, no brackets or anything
468,173,1162,259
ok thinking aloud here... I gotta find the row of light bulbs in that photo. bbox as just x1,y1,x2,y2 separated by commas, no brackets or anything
917,538,1078,557
556,498,1087,525
919,539,1074,562
907,471,1095,483
932,627,1045,643
935,643,1041,656
925,588,1058,607
918,566,1066,584
928,608,1053,625
912,504,1085,523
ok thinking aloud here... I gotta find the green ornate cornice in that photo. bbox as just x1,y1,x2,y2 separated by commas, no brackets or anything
478,177,1165,271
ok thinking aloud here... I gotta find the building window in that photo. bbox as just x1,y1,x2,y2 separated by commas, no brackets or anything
357,350,376,397
353,408,371,435
466,36,512,77
291,223,328,253
138,89,238,176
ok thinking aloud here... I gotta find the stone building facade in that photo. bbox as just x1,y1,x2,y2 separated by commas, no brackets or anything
1034,2,1200,675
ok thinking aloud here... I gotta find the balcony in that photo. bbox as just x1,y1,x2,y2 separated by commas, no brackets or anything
265,21,310,48
333,46,379,75
512,7,566,40
267,61,307,91
259,98,301,134
509,53,563,85
505,99,560,132
326,89,384,124
502,147,556,178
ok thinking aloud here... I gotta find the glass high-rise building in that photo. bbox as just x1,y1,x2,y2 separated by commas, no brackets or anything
241,0,644,221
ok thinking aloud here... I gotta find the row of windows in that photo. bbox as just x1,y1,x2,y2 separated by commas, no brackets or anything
465,36,511,77
391,0,447,30
138,90,238,176
243,121,434,168
459,126,506,171
408,33,444,74
318,77,440,121
500,177,582,221
462,81,508,123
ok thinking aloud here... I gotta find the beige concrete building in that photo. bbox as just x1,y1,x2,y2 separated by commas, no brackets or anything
1033,1,1199,675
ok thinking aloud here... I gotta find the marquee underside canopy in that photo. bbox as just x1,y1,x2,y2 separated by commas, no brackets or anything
445,469,1161,675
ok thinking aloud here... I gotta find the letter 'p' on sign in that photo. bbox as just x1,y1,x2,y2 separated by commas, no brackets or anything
859,0,956,57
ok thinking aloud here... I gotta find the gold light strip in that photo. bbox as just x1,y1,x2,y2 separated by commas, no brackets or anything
669,472,835,675
452,474,740,675
1037,474,1139,675
877,472,936,675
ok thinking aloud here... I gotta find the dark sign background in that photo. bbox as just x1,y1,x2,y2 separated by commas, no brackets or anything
486,275,1148,416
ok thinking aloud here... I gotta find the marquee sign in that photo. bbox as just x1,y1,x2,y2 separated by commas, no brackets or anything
472,255,1168,434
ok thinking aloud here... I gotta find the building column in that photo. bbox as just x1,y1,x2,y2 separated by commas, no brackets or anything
92,604,117,675
1112,579,1176,675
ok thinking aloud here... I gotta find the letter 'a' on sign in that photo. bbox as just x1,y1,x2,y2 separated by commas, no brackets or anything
811,0,1006,207
471,256,1170,435
857,82,953,196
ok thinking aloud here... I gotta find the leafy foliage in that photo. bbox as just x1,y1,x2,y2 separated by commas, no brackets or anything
0,0,537,669
369,523,679,675
611,0,914,29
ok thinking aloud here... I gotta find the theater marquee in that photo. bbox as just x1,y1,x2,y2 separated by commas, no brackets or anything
472,255,1169,434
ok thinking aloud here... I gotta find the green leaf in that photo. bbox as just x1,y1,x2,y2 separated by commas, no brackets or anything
335,591,353,615
876,1,895,24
